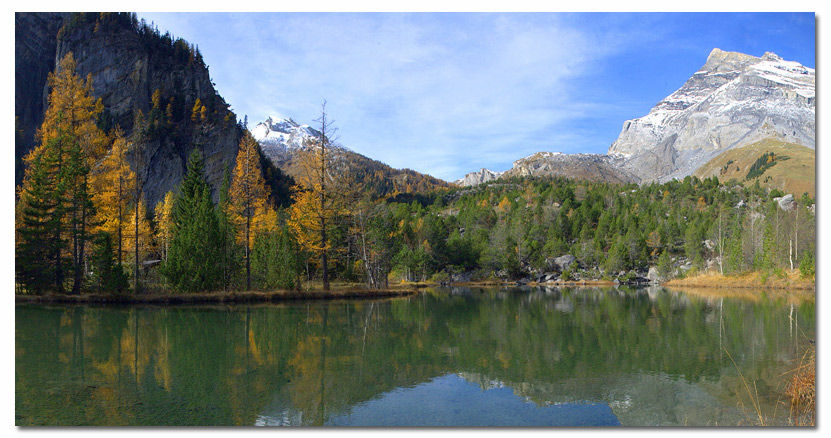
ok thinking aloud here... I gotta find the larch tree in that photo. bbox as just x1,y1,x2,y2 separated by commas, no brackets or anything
90,128,135,266
154,191,175,262
217,165,241,291
131,110,148,292
287,101,345,291
123,198,154,280
16,52,108,294
229,131,269,290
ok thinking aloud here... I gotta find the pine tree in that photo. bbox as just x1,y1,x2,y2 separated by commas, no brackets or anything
15,138,65,294
16,53,108,294
251,218,299,291
89,233,129,294
160,150,223,292
657,249,673,280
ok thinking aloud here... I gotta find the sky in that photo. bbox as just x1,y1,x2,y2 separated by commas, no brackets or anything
133,12,815,182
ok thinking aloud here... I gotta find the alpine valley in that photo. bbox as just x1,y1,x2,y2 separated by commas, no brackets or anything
15,12,816,428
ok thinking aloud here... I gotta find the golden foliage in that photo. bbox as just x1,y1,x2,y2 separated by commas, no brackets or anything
123,199,154,263
33,53,108,166
154,191,175,261
90,129,135,259
229,132,270,245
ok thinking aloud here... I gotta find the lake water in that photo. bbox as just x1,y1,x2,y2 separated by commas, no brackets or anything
15,286,814,426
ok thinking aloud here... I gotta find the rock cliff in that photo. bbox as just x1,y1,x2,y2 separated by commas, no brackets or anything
16,12,244,207
457,152,637,187
610,48,815,182
459,48,814,187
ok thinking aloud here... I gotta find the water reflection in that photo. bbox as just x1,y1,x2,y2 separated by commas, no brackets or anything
15,286,814,426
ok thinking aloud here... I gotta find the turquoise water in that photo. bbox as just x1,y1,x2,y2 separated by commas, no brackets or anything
15,286,814,426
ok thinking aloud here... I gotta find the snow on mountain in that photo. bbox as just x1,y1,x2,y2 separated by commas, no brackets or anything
251,116,320,165
458,48,814,187
609,48,815,182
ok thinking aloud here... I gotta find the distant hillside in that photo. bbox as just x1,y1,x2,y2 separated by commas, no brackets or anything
693,138,815,197
252,117,452,198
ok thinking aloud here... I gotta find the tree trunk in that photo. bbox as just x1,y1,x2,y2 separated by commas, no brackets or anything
246,213,251,290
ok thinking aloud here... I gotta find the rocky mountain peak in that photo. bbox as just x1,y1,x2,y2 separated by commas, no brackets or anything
702,47,758,73
252,116,320,165
608,48,814,182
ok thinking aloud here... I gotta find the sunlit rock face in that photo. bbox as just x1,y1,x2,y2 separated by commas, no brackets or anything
609,48,815,182
16,12,243,208
251,116,320,166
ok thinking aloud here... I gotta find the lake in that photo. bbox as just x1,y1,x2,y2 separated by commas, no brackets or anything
15,286,814,426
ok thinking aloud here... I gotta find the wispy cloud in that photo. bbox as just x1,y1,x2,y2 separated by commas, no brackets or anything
138,12,815,181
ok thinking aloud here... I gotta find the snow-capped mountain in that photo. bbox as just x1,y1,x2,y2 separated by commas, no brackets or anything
459,48,814,187
251,116,320,165
610,48,815,181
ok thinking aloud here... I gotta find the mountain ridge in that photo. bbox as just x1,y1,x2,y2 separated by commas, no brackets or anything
252,116,452,197
458,48,814,188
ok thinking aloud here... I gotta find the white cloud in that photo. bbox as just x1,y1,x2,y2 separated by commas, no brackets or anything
139,12,647,181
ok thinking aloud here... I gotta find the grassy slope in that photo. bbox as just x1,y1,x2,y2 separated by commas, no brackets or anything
693,139,815,198
664,270,814,291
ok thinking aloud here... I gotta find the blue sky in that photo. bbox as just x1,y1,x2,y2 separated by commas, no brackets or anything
137,12,816,181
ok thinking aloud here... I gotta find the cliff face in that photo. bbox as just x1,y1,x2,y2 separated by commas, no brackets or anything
456,152,638,187
15,12,69,184
16,12,243,207
609,48,815,182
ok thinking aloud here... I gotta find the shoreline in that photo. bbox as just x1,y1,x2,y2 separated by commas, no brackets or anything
15,288,418,305
16,271,815,306
663,271,815,291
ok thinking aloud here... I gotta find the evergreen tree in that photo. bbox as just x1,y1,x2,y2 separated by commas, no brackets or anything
657,249,673,280
251,221,299,290
160,150,223,292
89,233,129,294
16,53,108,294
15,139,66,294
799,246,815,279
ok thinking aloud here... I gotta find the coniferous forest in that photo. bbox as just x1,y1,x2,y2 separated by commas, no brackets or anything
15,51,815,296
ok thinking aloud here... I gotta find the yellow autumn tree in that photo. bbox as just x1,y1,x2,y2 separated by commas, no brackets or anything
497,195,512,213
123,198,154,275
21,52,110,294
90,128,135,265
229,130,270,290
286,101,345,291
154,191,175,262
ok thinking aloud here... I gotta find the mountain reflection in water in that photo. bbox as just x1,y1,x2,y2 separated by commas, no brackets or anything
15,286,814,426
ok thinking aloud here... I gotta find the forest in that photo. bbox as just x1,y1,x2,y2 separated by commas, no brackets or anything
14,50,816,296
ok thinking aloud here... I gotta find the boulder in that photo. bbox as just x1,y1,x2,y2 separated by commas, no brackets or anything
774,194,796,211
647,266,661,283
547,255,577,272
